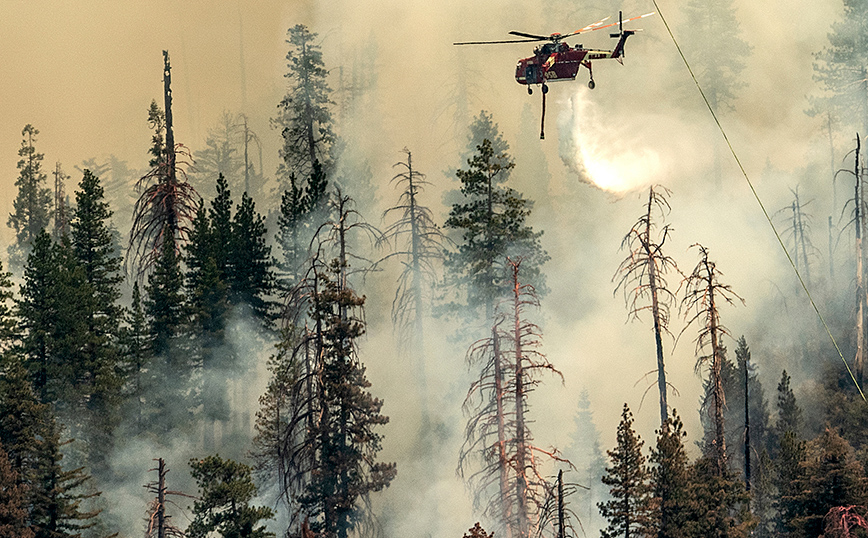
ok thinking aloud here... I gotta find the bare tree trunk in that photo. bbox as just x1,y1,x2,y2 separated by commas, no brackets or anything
407,152,430,425
743,354,751,492
709,287,727,475
493,328,513,538
856,134,864,386
162,50,177,234
512,263,529,538
644,192,668,427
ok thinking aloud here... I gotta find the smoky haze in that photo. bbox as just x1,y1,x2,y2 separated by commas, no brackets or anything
0,0,855,536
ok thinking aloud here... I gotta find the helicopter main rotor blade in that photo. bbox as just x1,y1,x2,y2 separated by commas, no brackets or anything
453,38,543,45
561,12,655,39
508,31,551,40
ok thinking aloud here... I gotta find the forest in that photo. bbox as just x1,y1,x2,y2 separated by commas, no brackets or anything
2,0,868,537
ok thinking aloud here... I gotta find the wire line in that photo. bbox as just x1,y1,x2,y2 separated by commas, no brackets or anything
649,0,866,400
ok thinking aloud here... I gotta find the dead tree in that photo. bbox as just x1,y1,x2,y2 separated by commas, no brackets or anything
776,186,817,289
836,134,868,385
127,51,200,278
459,258,564,538
680,244,744,475
821,506,868,538
144,458,190,538
52,162,69,239
614,185,680,428
379,148,448,424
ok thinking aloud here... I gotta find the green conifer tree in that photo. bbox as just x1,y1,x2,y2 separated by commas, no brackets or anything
599,404,653,538
811,0,868,135
275,24,336,191
788,429,868,537
444,137,548,323
229,192,275,321
144,225,192,432
681,457,753,538
187,455,275,538
649,411,691,538
69,169,125,473
8,125,52,272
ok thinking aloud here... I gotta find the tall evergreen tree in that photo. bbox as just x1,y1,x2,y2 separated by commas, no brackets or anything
69,169,125,472
649,411,691,538
277,161,329,288
681,457,753,538
811,0,868,135
254,198,394,538
16,231,90,408
8,124,52,272
229,192,275,321
444,136,548,324
144,225,192,433
118,282,152,436
599,404,653,538
187,455,275,538
274,24,336,191
788,429,868,538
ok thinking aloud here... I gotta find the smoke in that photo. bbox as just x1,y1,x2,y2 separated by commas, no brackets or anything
557,87,663,194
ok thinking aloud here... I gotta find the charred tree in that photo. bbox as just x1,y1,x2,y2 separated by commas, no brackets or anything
837,134,867,385
681,244,744,476
145,458,188,538
379,148,447,424
254,193,393,538
128,51,200,278
459,258,563,538
614,185,680,428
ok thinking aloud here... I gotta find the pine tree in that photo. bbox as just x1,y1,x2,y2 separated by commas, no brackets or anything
773,370,802,445
0,442,33,538
16,231,90,408
615,186,680,427
681,457,753,538
254,200,394,538
563,389,607,535
8,124,52,272
229,192,275,321
599,404,653,538
298,266,396,538
144,225,192,433
681,244,744,475
649,411,691,538
444,136,548,324
186,455,275,538
773,430,805,536
275,24,336,190
811,0,868,135
69,169,125,472
788,429,868,538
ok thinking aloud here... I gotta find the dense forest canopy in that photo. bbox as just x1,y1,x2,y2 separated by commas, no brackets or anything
2,1,868,537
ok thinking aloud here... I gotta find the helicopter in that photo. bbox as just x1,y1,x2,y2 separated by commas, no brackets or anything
454,11,654,139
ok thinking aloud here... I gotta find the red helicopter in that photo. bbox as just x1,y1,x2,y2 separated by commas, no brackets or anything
454,11,654,139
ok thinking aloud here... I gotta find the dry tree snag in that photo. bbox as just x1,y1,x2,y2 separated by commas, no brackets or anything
822,506,868,538
128,51,200,278
615,185,679,427
680,244,744,475
459,258,564,538
379,148,447,423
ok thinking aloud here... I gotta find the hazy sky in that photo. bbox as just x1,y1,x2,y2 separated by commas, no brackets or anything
0,0,856,534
